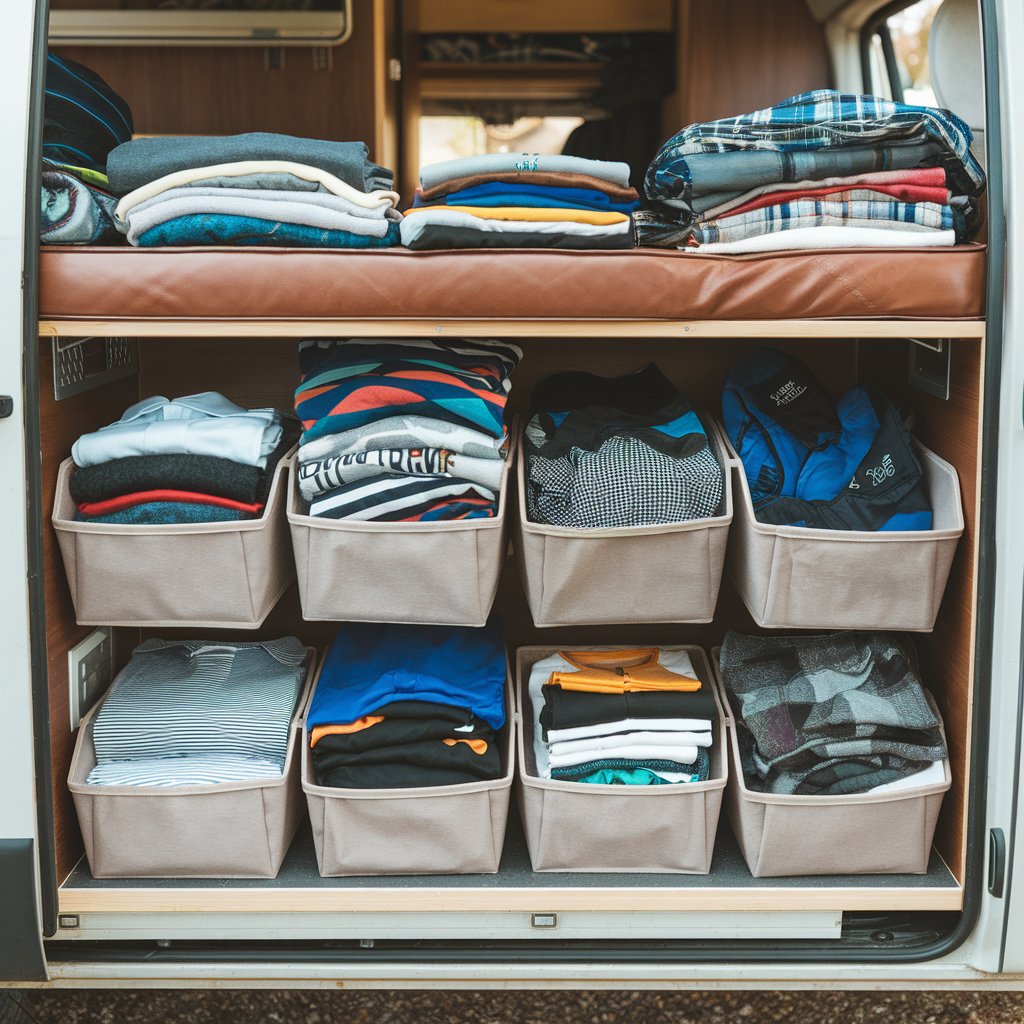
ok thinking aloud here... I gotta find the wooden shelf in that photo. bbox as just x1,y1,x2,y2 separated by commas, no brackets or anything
38,319,987,340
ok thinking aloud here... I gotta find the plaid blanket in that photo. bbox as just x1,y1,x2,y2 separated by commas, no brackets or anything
646,90,986,210
719,630,946,795
692,198,961,245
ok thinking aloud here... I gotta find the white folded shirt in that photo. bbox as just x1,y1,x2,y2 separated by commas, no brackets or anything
548,729,713,759
548,744,700,769
546,717,714,744
684,225,957,255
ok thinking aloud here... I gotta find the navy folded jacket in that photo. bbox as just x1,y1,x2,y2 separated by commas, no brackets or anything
307,621,507,731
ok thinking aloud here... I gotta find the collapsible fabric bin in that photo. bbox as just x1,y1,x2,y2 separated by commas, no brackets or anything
710,649,951,878
515,645,728,873
301,667,514,877
723,436,964,631
67,649,316,879
287,440,513,625
51,453,294,629
514,417,733,626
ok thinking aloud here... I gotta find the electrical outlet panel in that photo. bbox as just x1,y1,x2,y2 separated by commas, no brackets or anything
68,628,113,731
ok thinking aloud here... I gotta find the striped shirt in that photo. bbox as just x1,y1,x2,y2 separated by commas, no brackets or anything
91,638,307,769
309,475,496,521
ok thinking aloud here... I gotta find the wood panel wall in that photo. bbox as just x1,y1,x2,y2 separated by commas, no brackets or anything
53,0,398,171
662,0,832,135
858,338,983,882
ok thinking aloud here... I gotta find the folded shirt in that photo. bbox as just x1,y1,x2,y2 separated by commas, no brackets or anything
549,743,701,769
419,153,632,192
526,364,723,529
107,133,392,196
548,729,713,760
92,638,307,765
124,192,398,246
308,700,493,749
708,183,951,221
416,170,641,204
115,159,401,223
546,716,716,745
420,182,639,213
72,392,282,469
74,501,256,526
135,214,402,249
539,686,719,739
297,415,508,465
528,648,706,778
308,475,496,522
76,489,264,519
69,422,297,506
691,199,959,246
86,753,285,788
693,165,950,219
308,621,506,731
400,209,632,251
295,338,520,444
404,205,630,227
41,169,120,245
298,447,505,502
687,225,957,254
549,750,711,785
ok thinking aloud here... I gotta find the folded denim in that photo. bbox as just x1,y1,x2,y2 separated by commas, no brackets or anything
135,214,402,249
685,225,957,254
125,193,397,245
692,199,959,245
419,152,631,191
115,160,401,222
107,132,391,195
646,89,985,207
41,169,120,244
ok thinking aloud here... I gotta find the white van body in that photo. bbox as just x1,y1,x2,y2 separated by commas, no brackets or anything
2,0,1024,988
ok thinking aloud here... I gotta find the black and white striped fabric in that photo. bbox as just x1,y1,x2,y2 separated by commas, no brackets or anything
88,638,307,786
309,475,496,521
85,754,287,788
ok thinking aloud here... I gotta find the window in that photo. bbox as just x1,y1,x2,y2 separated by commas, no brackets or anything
863,0,943,103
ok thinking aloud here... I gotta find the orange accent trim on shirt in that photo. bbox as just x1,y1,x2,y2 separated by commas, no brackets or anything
309,716,384,748
442,737,489,755
546,649,702,693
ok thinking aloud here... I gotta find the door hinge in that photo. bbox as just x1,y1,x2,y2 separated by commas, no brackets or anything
989,827,1007,898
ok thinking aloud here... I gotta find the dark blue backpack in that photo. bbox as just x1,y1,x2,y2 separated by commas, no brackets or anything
44,53,133,173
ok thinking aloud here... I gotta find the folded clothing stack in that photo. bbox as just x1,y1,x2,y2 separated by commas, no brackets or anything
70,391,296,525
524,364,723,528
719,630,948,796
400,153,638,250
41,52,133,245
640,89,986,253
86,638,308,787
307,622,507,789
722,348,932,531
528,648,717,785
106,132,402,248
294,339,520,522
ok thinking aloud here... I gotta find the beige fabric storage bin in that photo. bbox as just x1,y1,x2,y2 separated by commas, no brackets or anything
723,435,964,631
287,443,513,625
67,650,316,879
514,417,733,626
710,650,951,878
51,454,294,629
515,645,728,873
301,670,514,877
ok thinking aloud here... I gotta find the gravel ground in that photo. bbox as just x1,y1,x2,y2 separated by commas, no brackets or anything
10,989,1024,1024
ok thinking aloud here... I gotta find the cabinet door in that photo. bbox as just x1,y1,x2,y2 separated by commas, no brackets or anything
0,0,48,983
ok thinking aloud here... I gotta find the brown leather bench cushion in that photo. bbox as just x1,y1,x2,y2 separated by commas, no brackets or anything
38,244,986,322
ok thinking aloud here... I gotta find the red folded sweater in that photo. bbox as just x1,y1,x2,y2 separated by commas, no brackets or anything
77,490,265,517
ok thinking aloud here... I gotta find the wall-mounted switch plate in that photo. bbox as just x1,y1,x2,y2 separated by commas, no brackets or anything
68,628,113,731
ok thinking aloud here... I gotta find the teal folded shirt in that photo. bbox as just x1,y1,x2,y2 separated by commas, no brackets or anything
136,214,401,249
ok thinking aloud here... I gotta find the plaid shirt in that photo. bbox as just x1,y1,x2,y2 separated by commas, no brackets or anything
719,630,947,796
647,90,986,208
692,197,959,245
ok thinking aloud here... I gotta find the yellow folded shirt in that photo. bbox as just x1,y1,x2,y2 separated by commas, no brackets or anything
404,205,629,226
546,648,702,693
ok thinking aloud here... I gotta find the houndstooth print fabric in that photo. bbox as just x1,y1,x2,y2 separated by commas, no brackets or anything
527,432,723,528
